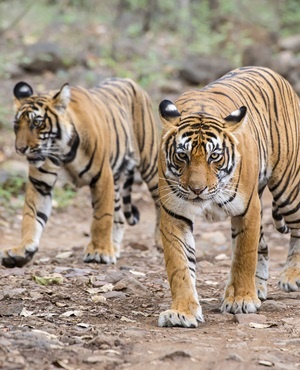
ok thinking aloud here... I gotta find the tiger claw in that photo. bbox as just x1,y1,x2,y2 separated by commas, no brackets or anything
83,252,116,264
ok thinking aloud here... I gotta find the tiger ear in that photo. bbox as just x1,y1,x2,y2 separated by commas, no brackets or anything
13,82,34,111
158,100,181,127
52,83,71,113
224,106,247,131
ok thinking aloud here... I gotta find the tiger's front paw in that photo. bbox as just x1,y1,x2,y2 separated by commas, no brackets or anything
221,285,261,314
0,244,38,268
158,307,203,328
83,242,116,265
278,262,300,292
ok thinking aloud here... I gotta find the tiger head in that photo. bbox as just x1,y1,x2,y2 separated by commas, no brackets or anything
13,82,72,168
158,99,247,203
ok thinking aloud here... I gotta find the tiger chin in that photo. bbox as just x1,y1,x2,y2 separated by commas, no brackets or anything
158,66,300,328
1,78,161,268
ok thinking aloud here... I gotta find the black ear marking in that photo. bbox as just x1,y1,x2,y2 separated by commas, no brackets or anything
224,106,247,123
159,100,181,120
13,82,34,100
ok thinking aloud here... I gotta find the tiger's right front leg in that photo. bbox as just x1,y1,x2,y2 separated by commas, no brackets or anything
83,165,116,264
158,206,204,328
1,166,56,268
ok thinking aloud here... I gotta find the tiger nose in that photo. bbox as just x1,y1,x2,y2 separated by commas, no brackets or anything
189,185,206,195
16,146,28,154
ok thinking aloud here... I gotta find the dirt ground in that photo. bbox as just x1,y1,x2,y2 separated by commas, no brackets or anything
0,182,300,370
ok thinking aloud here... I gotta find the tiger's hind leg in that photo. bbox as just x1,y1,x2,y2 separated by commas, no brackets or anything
278,234,300,292
140,166,161,249
113,174,126,258
271,190,300,292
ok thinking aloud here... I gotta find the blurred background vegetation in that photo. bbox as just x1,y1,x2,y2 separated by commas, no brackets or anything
0,0,299,211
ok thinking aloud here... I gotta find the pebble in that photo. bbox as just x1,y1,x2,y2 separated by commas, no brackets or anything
234,314,267,325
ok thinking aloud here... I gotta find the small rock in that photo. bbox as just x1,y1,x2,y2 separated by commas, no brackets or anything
234,314,267,325
102,291,127,299
261,300,287,312
226,353,243,362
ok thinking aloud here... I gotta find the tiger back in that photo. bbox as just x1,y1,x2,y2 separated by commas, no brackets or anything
1,78,160,268
157,66,300,327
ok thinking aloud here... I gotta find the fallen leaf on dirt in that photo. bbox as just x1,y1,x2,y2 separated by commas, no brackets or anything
91,295,107,303
55,251,73,259
129,270,146,277
20,308,34,317
103,349,121,355
76,323,90,328
52,359,74,370
32,329,59,340
204,280,219,285
33,273,64,286
201,297,218,302
249,322,278,329
258,360,274,367
215,253,229,260
120,316,136,323
129,242,148,251
55,302,67,307
98,283,114,292
60,310,82,317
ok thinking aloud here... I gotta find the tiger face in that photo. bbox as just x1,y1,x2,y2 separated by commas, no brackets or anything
13,82,72,168
159,100,247,204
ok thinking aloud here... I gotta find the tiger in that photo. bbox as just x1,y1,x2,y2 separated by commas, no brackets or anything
1,78,160,268
157,66,300,328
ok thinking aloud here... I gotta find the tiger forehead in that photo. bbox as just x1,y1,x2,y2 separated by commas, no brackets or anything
176,126,223,153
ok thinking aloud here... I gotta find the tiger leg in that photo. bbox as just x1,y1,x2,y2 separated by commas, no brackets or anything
222,193,261,314
158,207,203,328
278,233,300,292
112,175,125,258
271,190,300,291
0,166,56,268
140,166,161,248
255,192,269,300
84,166,116,264
123,163,140,226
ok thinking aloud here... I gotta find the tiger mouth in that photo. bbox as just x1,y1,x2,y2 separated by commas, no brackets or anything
26,154,45,163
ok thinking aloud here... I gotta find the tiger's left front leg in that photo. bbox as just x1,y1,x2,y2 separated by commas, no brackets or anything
83,165,116,264
222,193,261,314
158,207,204,328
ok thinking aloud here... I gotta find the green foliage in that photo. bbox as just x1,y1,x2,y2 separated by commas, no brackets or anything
53,184,77,210
0,176,77,211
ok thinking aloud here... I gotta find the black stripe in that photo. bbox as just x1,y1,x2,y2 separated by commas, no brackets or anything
161,204,193,232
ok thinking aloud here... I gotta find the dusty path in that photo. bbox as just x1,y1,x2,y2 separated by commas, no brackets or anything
0,185,300,370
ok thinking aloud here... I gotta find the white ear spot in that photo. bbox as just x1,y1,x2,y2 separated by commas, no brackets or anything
230,108,241,117
165,104,178,112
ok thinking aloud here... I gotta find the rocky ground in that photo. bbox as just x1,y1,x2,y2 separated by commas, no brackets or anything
0,184,300,370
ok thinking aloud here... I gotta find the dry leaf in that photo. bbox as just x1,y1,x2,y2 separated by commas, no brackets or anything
20,308,34,317
33,273,64,286
60,310,82,317
55,251,73,259
129,270,146,277
120,316,136,323
91,295,107,303
258,360,274,367
249,322,277,329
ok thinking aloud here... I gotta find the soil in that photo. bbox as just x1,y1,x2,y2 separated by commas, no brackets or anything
0,183,300,370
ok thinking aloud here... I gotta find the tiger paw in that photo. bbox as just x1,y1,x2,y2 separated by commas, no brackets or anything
83,251,116,264
0,244,38,268
83,243,116,264
256,277,268,301
158,306,204,328
221,286,261,314
278,263,300,292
